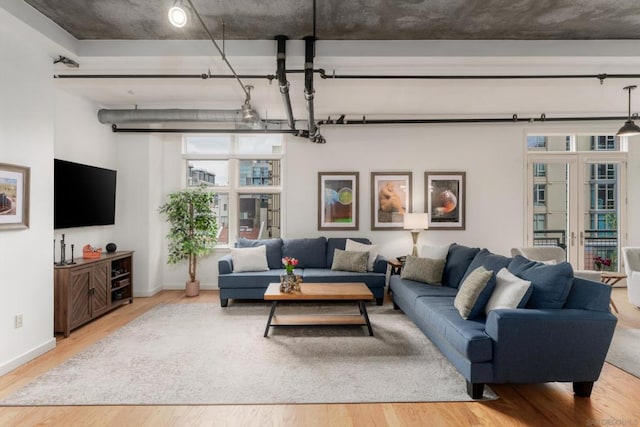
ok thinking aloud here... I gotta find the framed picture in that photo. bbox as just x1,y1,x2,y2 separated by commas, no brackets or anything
0,163,30,230
425,171,465,230
371,172,412,230
318,172,359,230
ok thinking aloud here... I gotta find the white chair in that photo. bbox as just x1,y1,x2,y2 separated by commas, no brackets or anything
621,247,640,307
510,247,602,282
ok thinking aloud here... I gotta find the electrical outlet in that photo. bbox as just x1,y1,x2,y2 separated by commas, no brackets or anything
15,314,23,329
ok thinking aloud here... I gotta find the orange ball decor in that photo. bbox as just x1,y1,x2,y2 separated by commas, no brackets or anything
438,190,457,213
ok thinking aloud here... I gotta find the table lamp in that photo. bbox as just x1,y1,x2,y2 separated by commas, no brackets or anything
404,213,429,256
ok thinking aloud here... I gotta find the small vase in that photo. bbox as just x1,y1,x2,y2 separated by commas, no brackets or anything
280,272,302,293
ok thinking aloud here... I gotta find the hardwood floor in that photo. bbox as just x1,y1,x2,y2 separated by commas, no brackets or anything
1,288,639,426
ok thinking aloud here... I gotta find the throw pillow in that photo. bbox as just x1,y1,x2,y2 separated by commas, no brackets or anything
508,255,574,309
331,249,368,273
237,237,283,269
454,266,493,320
400,256,445,285
458,249,511,316
484,268,532,314
420,244,450,260
442,243,481,288
230,245,269,272
345,238,379,271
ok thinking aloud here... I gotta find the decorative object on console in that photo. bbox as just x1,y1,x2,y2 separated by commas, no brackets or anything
425,171,466,230
159,186,218,297
106,242,117,253
371,172,412,230
403,212,429,256
0,162,30,230
318,172,359,231
82,244,102,259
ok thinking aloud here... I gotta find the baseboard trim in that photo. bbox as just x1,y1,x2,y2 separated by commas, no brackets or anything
0,338,56,376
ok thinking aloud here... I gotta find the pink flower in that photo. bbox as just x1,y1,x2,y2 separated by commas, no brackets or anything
282,257,299,273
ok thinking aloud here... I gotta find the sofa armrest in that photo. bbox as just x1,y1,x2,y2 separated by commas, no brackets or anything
373,255,388,273
485,308,617,382
218,254,233,275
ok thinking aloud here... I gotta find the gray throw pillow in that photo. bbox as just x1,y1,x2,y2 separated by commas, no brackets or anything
331,249,368,273
454,266,493,320
400,256,445,284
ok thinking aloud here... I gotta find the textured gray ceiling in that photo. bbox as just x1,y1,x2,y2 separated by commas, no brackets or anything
22,0,640,41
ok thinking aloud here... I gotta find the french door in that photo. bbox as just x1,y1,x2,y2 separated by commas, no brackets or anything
527,153,627,271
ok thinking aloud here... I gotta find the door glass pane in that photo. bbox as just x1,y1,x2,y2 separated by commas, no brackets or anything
532,162,568,252
238,194,281,239
583,163,619,271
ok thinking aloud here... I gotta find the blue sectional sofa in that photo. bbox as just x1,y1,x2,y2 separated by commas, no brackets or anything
390,243,617,399
218,237,387,307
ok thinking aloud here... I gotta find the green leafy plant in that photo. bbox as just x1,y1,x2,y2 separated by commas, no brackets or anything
159,187,218,283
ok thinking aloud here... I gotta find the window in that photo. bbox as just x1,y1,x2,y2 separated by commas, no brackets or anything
183,135,284,245
533,184,546,205
527,136,547,149
533,163,546,177
533,213,546,231
591,135,617,151
591,163,616,180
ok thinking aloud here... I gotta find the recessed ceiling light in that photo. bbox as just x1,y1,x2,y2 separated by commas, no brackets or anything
168,5,188,28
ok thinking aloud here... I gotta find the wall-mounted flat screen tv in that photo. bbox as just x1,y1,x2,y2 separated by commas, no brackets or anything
54,159,117,229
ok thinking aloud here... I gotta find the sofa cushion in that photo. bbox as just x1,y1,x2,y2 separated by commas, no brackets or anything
484,268,532,314
218,269,286,289
301,269,386,289
282,237,327,268
331,249,368,273
400,256,445,284
237,237,283,269
442,243,481,288
508,255,574,309
230,246,269,272
326,238,370,268
345,239,379,271
415,296,493,363
454,266,493,320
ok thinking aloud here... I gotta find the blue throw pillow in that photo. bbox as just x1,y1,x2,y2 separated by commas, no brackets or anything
237,238,283,269
458,249,512,319
442,243,481,288
282,237,327,268
508,255,574,309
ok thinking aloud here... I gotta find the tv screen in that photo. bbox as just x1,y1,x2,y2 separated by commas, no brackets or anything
54,159,117,229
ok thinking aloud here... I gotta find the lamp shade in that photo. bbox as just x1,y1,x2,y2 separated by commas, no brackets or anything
616,120,640,137
404,213,429,230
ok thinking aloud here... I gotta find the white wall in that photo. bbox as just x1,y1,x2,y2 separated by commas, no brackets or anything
0,9,56,375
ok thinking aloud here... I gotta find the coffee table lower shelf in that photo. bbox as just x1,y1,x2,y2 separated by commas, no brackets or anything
263,282,374,337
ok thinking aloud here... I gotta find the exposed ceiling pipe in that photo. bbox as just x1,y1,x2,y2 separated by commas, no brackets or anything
53,70,324,80
275,35,296,131
304,35,325,144
110,124,298,134
317,113,634,126
97,108,262,129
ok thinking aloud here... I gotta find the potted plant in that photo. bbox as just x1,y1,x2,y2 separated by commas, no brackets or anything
159,187,218,297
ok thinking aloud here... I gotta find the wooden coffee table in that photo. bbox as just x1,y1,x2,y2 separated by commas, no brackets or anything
263,282,374,337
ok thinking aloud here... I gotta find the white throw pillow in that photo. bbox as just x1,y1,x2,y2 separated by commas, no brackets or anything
345,239,379,271
420,244,450,260
230,245,269,272
484,268,532,315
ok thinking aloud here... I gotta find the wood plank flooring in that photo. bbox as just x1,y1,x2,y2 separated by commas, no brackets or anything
1,288,639,427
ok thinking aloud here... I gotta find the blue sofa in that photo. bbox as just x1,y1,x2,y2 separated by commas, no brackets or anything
218,237,387,307
390,243,617,399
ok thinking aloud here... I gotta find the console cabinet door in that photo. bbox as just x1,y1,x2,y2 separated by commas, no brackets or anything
91,261,111,317
69,267,92,329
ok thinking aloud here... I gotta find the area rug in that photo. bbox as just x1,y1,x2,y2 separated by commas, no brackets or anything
1,302,497,405
606,327,640,379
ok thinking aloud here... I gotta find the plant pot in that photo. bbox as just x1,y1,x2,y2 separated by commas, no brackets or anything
185,280,200,297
